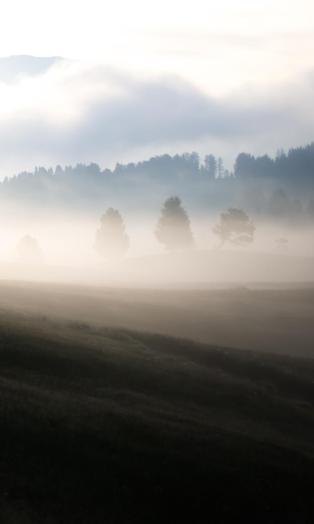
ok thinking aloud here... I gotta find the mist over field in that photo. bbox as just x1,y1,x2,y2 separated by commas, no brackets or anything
0,214,314,286
0,144,314,286
1,2,314,523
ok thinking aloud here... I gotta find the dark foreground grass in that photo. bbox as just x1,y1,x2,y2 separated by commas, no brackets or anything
0,312,314,523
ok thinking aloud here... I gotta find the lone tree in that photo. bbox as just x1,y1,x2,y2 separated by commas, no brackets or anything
95,208,129,258
17,235,42,262
213,208,255,247
155,197,194,250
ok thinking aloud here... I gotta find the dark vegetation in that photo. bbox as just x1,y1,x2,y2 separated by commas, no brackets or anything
155,196,194,250
213,208,255,246
1,282,314,356
1,143,314,221
1,284,314,523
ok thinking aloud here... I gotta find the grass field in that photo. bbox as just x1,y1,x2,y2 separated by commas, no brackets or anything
0,280,313,355
1,285,314,523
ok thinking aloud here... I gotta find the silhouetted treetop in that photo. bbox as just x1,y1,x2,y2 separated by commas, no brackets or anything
213,208,255,246
0,143,313,221
95,208,129,258
155,197,194,250
203,154,217,179
234,143,314,184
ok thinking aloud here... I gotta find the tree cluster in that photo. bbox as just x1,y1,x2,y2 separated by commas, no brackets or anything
95,198,255,258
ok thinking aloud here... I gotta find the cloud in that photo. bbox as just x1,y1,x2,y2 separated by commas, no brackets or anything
0,59,314,176
0,55,63,84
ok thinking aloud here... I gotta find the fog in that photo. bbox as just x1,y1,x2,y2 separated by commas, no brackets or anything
0,210,313,287
2,3,314,523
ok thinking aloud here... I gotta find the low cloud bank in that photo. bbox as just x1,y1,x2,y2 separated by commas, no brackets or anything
0,57,314,175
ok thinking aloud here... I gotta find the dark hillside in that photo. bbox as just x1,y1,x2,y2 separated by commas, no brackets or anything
1,312,314,522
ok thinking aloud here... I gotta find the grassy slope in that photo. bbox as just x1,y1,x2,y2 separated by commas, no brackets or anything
0,281,314,356
1,312,314,522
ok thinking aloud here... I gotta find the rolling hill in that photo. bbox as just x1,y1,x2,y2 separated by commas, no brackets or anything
1,309,314,522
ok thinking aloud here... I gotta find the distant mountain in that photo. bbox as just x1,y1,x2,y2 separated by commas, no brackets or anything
0,55,64,82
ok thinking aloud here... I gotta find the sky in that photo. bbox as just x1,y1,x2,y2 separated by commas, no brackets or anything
0,0,314,176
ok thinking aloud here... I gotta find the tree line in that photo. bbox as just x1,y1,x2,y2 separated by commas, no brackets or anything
3,143,314,185
1,144,314,224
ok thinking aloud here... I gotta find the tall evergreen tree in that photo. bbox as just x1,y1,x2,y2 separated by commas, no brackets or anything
204,154,217,179
217,157,224,178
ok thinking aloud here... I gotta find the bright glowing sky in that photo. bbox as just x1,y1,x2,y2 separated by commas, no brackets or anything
1,0,314,94
0,0,313,175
